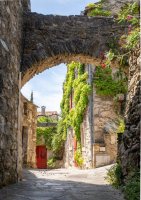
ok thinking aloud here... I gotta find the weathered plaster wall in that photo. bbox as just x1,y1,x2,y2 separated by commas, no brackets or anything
118,48,140,179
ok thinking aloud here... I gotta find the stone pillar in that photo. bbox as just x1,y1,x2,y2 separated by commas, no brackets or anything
81,65,94,169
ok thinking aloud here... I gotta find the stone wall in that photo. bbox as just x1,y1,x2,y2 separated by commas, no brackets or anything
93,89,118,167
0,0,25,187
21,95,37,168
64,128,75,168
81,107,93,169
0,0,31,187
118,48,140,179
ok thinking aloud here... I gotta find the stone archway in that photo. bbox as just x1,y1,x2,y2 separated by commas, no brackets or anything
19,12,127,172
21,13,126,85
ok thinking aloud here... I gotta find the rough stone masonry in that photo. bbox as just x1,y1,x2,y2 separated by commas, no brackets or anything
118,47,140,180
21,13,126,85
0,0,30,187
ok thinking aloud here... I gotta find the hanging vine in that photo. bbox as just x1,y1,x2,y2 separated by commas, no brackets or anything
58,61,91,143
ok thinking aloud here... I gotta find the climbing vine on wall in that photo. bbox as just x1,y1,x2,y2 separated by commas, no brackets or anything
36,116,57,150
88,2,139,101
74,143,84,167
105,2,140,66
94,66,127,97
59,61,91,142
37,116,64,159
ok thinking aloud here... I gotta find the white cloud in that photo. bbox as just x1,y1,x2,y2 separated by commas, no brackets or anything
34,90,62,113
21,82,32,100
21,83,63,113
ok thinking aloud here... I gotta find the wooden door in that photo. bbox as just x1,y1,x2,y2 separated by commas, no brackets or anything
36,145,47,169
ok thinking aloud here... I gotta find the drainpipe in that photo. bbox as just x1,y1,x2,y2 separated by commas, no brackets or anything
87,64,94,168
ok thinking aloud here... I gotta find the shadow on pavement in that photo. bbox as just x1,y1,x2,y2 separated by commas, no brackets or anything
0,169,125,200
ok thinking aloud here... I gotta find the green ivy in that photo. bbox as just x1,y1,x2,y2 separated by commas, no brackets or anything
102,2,140,68
59,61,91,142
36,116,57,150
117,2,140,51
123,28,140,50
117,3,139,25
106,163,123,188
87,2,111,16
47,157,56,169
117,119,125,133
106,164,140,200
124,171,140,200
51,119,66,157
94,66,127,97
74,143,84,168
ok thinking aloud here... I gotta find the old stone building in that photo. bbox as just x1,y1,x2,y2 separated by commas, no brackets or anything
64,65,119,169
20,95,37,169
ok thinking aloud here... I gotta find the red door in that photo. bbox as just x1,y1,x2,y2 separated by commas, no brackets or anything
36,145,47,169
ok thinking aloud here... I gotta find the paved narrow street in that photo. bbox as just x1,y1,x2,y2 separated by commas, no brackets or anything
0,165,124,200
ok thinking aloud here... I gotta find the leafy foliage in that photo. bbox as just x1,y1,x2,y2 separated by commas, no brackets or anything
124,171,140,200
94,66,127,97
106,164,140,200
36,116,57,150
59,62,91,142
47,157,56,169
123,28,140,50
51,119,66,157
117,3,139,24
51,62,91,158
117,2,140,50
74,144,84,167
104,2,139,67
37,116,64,159
117,119,125,133
106,163,123,188
87,2,111,16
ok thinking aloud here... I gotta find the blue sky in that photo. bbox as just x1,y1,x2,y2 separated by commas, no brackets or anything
21,0,97,113
30,0,96,15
